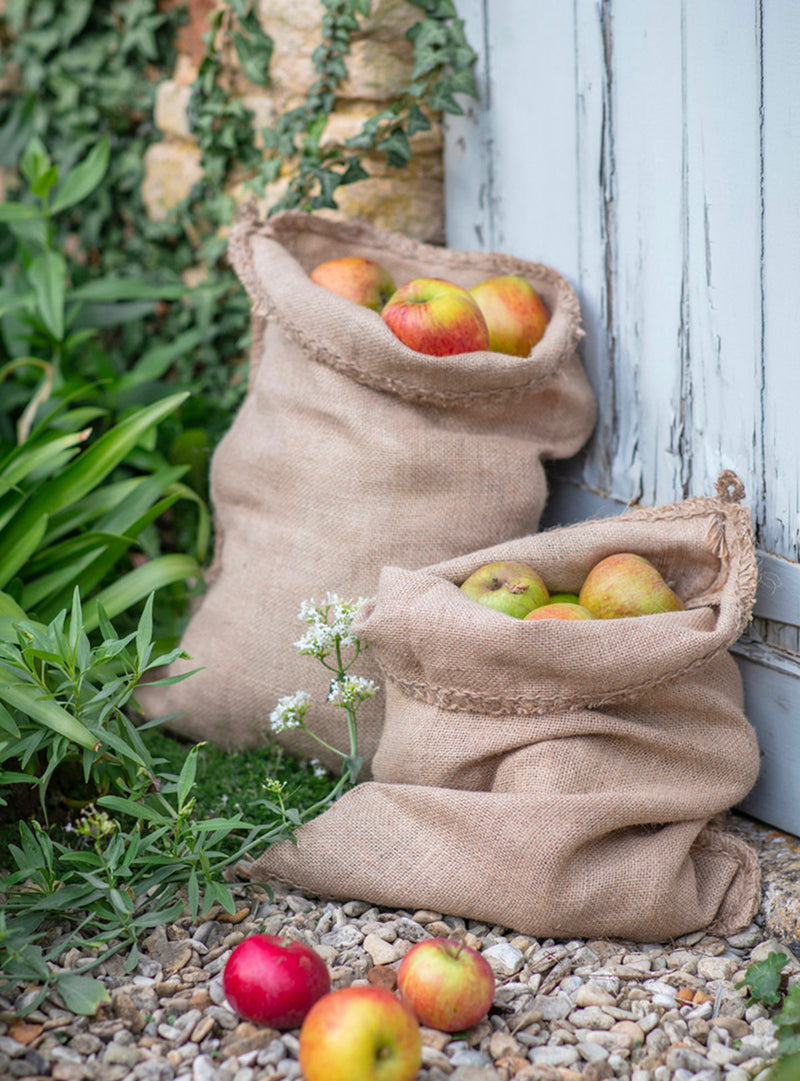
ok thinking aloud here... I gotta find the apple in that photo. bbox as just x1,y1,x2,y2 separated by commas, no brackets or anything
299,985,422,1081
469,274,550,356
548,592,580,605
223,933,330,1029
578,552,686,619
460,560,549,619
523,601,595,621
397,938,495,1032
381,277,490,355
310,256,396,311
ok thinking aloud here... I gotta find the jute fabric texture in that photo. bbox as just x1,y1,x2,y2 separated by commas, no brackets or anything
245,478,762,941
138,209,596,767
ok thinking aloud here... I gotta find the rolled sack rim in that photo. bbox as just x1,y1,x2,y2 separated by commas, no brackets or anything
353,496,758,714
228,207,587,406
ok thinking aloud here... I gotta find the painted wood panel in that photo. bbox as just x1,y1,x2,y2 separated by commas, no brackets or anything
444,0,800,832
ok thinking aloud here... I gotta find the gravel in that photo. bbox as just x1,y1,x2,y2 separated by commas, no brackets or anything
0,879,796,1081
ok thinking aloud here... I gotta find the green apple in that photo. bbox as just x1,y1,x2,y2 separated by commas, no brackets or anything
310,256,396,311
578,552,685,619
468,274,550,356
523,602,595,621
298,986,421,1081
381,277,490,355
548,592,580,605
460,560,549,619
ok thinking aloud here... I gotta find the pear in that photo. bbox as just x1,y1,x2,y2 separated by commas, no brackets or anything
459,560,549,619
523,602,595,621
578,552,685,619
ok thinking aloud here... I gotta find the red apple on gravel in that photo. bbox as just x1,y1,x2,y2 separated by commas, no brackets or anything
223,933,330,1029
381,277,490,355
523,601,595,621
310,256,396,311
469,274,550,356
578,552,685,619
459,560,549,619
397,938,496,1032
299,985,422,1081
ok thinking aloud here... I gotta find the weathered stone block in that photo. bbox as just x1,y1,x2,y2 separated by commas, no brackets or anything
142,141,204,221
155,80,194,139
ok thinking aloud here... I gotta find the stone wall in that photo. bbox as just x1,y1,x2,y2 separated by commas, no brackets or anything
145,0,445,242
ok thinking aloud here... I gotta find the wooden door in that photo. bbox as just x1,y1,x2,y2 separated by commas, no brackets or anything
445,0,800,833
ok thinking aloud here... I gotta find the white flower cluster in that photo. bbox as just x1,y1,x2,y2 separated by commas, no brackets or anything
269,690,311,733
294,593,368,658
327,675,379,709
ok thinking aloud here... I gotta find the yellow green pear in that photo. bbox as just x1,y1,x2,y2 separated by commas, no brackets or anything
578,553,685,619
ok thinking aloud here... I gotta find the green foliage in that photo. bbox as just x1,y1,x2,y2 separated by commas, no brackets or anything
0,592,309,1013
184,0,478,215
737,951,790,1007
1,0,251,486
773,981,800,1059
0,589,191,812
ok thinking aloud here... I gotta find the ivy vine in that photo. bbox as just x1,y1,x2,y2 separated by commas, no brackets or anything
1,0,478,458
189,0,479,213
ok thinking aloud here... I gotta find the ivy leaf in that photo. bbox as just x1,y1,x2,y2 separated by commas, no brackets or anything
340,158,369,186
407,103,432,136
737,951,789,1006
427,81,465,116
310,167,341,210
233,15,274,86
377,127,412,168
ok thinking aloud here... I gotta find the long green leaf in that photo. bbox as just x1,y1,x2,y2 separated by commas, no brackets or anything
0,203,42,222
29,251,66,340
30,493,184,618
0,592,27,620
0,392,188,587
81,554,201,631
96,795,168,823
0,431,87,498
115,330,203,394
50,137,110,214
0,513,48,588
0,675,97,750
69,278,186,303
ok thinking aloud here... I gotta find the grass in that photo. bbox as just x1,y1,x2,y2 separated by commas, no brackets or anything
0,724,336,864
140,724,336,824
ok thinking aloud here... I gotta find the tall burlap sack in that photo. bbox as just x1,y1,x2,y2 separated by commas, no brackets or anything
243,475,762,942
138,209,596,769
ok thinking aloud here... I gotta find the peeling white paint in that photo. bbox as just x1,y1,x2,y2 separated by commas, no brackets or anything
445,0,800,830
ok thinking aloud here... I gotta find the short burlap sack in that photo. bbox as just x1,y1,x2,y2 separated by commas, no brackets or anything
138,209,596,768
243,475,762,942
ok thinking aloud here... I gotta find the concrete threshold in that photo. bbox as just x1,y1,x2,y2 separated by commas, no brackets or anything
729,810,800,949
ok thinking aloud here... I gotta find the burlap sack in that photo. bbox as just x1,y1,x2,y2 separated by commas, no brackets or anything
243,475,762,942
138,209,596,768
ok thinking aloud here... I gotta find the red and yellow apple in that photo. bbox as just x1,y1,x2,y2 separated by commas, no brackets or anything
222,933,330,1029
381,277,490,355
523,601,595,621
460,560,549,619
578,552,685,619
310,256,396,311
468,274,550,356
397,938,495,1033
298,985,422,1081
